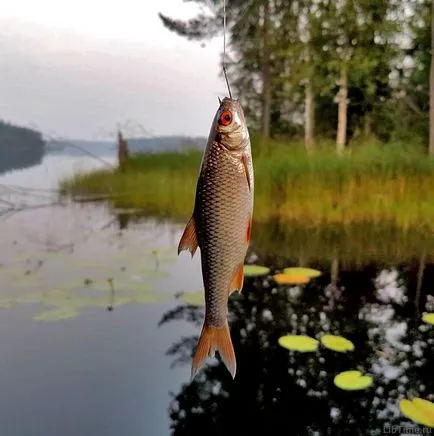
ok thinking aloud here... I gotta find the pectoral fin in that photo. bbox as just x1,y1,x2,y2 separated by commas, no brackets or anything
178,216,198,257
229,263,245,295
241,153,252,193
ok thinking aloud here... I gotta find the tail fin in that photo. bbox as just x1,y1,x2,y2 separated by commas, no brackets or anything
191,321,236,380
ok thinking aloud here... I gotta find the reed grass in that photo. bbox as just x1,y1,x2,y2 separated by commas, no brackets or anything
60,139,434,231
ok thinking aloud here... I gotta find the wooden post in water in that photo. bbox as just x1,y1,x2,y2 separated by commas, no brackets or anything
117,130,129,170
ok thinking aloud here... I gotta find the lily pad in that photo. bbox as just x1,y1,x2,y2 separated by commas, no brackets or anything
334,370,373,391
33,306,80,322
16,293,46,304
177,291,205,306
422,312,434,325
0,297,17,308
243,265,270,277
278,335,319,352
149,247,177,262
133,292,168,305
273,273,310,285
104,278,153,293
283,267,322,278
321,334,355,352
129,266,170,280
400,398,434,428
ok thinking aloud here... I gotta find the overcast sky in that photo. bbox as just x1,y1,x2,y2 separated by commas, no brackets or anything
0,0,225,140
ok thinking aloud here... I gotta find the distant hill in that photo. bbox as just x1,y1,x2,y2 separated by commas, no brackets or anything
46,136,207,158
0,121,45,175
46,139,115,157
128,136,206,153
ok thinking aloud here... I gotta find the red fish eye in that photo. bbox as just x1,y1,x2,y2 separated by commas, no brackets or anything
219,110,232,126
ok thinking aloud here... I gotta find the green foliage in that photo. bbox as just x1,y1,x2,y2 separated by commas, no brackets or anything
60,150,201,219
61,140,434,232
157,0,430,148
0,120,43,146
0,120,45,174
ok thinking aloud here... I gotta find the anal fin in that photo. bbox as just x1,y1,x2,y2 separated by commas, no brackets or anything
229,263,245,295
246,217,252,244
178,216,198,257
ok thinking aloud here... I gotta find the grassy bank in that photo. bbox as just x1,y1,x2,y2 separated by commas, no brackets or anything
60,140,434,231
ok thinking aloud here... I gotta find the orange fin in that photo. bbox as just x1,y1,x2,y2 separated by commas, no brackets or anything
229,263,244,295
246,217,252,244
191,321,236,380
178,216,198,257
241,153,252,192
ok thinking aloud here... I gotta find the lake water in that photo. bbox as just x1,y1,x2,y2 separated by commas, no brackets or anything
0,152,433,435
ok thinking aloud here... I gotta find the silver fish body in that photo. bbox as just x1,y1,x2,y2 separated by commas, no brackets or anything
178,97,254,379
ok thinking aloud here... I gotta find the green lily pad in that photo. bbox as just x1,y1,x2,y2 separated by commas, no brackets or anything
33,307,80,322
177,291,205,306
334,370,373,391
129,266,170,280
133,292,168,304
400,398,434,427
103,277,153,293
90,295,133,308
16,293,46,304
278,335,319,352
149,247,177,262
422,312,434,325
283,267,322,278
243,265,270,277
0,297,17,308
321,334,355,352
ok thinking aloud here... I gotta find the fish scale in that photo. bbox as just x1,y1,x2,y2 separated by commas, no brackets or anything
196,143,249,327
177,98,254,380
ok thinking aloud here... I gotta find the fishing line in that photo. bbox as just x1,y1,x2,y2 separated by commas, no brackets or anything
222,0,233,99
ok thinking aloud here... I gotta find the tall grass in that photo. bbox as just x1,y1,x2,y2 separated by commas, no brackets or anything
60,140,434,231
61,151,201,219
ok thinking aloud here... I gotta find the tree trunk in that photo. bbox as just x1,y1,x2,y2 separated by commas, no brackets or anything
304,78,314,151
336,66,348,153
429,0,434,155
261,1,271,146
363,113,372,138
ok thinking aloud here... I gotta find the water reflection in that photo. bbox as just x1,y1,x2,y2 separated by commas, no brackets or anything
162,256,433,435
0,205,189,321
252,220,434,268
1,152,434,435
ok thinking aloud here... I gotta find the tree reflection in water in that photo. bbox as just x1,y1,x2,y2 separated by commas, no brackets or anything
160,253,434,435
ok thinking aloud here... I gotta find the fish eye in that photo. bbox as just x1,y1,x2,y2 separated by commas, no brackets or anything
219,110,232,126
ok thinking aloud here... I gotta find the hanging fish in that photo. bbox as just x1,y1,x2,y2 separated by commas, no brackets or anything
178,97,254,380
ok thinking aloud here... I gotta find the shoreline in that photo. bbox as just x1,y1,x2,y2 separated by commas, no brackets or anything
60,141,434,233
